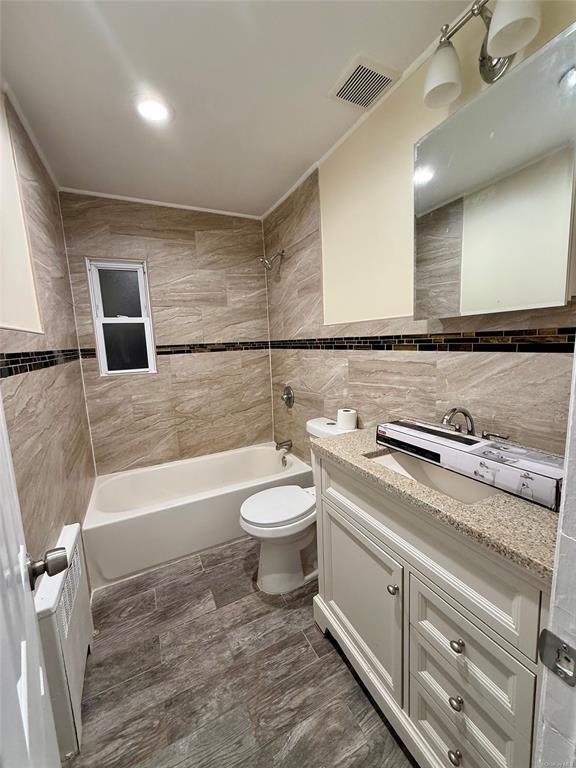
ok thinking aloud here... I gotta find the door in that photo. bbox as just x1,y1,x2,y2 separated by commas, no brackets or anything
322,500,404,703
0,396,60,768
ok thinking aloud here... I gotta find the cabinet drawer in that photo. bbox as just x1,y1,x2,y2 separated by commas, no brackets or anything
410,677,491,768
322,461,541,659
322,500,403,704
410,576,535,736
410,633,532,768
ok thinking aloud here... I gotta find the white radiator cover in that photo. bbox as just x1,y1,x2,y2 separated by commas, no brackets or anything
34,524,93,760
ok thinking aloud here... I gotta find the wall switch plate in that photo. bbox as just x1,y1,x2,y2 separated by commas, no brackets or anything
539,629,576,686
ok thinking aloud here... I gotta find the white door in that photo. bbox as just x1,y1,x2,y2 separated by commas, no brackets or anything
0,395,60,768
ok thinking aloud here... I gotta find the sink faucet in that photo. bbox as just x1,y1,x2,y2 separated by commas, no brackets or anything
441,407,476,436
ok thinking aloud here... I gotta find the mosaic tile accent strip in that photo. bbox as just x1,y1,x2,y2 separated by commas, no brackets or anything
3,328,573,379
0,348,82,379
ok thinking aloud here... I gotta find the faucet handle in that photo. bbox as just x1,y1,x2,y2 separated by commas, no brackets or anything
482,430,510,441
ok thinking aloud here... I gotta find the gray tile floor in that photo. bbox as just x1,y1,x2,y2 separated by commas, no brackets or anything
72,538,417,768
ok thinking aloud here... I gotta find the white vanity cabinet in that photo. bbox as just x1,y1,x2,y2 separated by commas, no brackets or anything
313,457,549,768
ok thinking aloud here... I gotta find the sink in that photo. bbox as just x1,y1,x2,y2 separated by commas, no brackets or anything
371,450,500,504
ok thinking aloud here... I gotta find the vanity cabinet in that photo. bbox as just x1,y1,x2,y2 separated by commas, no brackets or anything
314,457,549,768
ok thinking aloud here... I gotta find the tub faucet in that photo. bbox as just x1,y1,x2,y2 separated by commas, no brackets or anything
441,407,476,436
275,440,292,467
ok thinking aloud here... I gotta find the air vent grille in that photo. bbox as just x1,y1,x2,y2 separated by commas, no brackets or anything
332,58,397,110
56,542,81,638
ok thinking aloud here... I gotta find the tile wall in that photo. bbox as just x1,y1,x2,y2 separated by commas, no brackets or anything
264,171,575,460
0,100,94,555
59,193,272,474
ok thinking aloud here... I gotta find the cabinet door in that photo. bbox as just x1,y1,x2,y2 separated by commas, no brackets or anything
322,500,403,704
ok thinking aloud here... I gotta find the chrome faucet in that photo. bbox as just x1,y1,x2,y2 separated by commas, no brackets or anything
441,407,476,436
275,440,292,467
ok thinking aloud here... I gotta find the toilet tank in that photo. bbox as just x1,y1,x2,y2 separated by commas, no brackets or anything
305,417,357,480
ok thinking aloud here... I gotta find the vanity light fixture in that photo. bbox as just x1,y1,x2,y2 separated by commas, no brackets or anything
424,0,541,108
414,166,435,186
136,98,170,122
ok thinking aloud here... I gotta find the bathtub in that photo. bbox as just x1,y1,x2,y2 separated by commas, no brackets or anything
82,443,313,589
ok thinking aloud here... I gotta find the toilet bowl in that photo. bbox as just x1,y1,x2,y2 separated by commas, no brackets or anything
240,416,357,594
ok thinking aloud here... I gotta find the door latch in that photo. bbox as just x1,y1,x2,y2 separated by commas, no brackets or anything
26,548,68,591
539,629,576,686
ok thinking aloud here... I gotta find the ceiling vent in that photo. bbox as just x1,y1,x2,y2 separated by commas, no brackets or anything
331,56,398,110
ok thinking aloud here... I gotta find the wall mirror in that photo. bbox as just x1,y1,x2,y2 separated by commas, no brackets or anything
414,24,576,320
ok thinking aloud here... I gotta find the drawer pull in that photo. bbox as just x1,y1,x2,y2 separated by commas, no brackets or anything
449,638,466,654
387,584,400,596
447,749,463,766
448,695,464,712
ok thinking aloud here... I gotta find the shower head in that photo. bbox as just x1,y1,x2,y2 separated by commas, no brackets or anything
258,250,285,270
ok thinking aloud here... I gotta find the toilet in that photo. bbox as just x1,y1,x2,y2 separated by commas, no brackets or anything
240,417,357,594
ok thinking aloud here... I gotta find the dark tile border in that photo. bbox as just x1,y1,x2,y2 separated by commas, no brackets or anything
0,348,81,379
3,328,573,379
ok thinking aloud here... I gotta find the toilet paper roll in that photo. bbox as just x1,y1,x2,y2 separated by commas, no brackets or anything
337,408,357,430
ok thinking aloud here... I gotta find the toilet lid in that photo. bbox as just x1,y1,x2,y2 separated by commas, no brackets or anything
240,485,315,527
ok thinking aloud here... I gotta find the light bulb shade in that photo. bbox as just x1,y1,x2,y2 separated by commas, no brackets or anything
424,42,462,109
487,0,541,58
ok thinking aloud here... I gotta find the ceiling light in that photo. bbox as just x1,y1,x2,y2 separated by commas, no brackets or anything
414,166,435,186
137,99,169,122
487,0,541,58
424,40,462,109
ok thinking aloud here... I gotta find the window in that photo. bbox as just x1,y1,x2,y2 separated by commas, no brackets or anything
87,260,156,375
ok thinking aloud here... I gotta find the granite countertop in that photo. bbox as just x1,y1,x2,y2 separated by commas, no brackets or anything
312,429,558,583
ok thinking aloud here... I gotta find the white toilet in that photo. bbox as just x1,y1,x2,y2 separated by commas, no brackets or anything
240,417,357,594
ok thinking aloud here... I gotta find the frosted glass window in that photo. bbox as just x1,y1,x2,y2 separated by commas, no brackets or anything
87,260,156,375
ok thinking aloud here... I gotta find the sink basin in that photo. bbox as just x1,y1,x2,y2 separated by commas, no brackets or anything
371,451,500,504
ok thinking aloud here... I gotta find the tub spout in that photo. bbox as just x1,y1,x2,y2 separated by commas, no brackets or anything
275,440,292,452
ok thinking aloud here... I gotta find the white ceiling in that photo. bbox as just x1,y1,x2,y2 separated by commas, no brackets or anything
1,0,467,217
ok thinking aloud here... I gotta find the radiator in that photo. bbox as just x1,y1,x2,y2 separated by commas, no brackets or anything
34,524,94,760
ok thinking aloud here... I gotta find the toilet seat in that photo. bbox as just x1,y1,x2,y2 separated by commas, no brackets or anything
240,485,315,528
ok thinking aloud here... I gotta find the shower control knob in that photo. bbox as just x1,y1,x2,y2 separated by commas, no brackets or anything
27,547,68,591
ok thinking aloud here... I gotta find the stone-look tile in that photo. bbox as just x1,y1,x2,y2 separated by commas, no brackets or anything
73,537,414,768
61,192,268,349
0,100,77,352
81,349,272,473
135,706,257,768
414,198,462,321
1,362,94,555
247,650,357,744
435,352,573,455
232,699,369,768
83,636,161,700
0,100,94,556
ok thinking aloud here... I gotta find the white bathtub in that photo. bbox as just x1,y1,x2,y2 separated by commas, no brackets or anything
82,443,312,589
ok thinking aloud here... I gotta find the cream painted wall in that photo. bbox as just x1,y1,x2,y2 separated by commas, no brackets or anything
460,146,574,315
320,2,576,325
0,95,42,333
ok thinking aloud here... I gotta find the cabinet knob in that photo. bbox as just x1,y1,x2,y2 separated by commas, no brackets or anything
386,584,400,596
448,749,463,766
449,638,466,654
448,695,464,712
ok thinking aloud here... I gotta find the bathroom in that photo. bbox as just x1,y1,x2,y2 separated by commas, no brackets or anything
1,0,576,765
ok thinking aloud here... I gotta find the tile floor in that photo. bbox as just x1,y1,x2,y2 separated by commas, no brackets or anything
71,538,417,768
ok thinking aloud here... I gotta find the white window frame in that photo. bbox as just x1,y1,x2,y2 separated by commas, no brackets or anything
86,259,156,376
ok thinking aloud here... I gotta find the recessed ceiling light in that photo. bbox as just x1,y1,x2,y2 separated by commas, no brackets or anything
137,99,169,122
414,166,435,186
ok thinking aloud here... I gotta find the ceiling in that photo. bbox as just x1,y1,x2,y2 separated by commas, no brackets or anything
1,0,467,217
